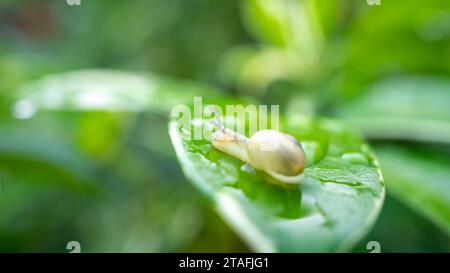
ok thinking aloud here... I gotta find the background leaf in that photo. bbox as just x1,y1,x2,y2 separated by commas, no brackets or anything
11,69,223,116
336,76,450,144
374,144,450,235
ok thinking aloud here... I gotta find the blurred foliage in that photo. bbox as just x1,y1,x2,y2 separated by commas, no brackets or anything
354,196,450,253
0,0,449,252
374,144,450,235
336,76,450,144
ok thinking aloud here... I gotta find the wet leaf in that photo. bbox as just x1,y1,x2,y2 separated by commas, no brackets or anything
169,114,384,252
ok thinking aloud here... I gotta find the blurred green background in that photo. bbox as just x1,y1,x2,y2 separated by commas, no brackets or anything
0,0,449,252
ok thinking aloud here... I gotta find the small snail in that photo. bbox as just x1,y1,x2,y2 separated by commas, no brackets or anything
210,116,306,184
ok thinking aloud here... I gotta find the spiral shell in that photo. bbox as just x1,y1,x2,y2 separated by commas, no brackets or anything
246,130,306,183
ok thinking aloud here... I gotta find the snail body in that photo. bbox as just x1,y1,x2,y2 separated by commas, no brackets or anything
210,119,306,184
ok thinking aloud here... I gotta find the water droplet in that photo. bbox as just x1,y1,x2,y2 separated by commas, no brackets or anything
341,152,368,164
12,99,37,119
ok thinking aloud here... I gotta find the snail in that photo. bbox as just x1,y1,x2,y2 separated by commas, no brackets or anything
210,115,306,184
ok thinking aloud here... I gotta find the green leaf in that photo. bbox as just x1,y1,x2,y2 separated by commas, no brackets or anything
374,144,450,235
224,0,325,92
241,0,323,49
342,0,450,97
0,118,100,193
336,76,450,144
169,115,384,252
218,45,304,93
11,69,223,116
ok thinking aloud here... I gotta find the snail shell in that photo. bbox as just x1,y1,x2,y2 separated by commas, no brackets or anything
247,130,306,184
